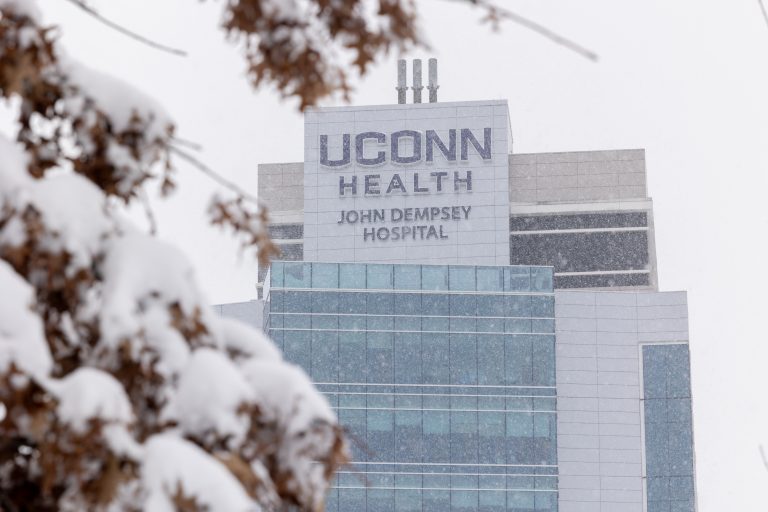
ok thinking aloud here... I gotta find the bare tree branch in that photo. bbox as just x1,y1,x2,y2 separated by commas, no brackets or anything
170,136,203,152
170,146,259,204
454,0,598,62
63,0,187,57
759,0,768,31
138,189,158,235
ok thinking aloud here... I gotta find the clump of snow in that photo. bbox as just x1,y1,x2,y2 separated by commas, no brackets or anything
0,135,32,191
99,233,217,349
0,134,114,274
0,260,51,379
142,434,259,512
49,367,134,432
102,423,143,460
140,307,191,378
58,54,172,141
0,0,42,22
27,174,113,272
241,359,335,433
174,348,254,445
218,317,281,362
240,359,341,508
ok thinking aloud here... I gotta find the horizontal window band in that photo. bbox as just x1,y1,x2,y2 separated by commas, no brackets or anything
510,227,648,235
325,391,554,399
271,328,555,336
269,287,554,297
316,382,556,389
555,269,650,277
337,470,557,478
269,312,555,320
334,406,555,413
350,461,558,468
332,486,558,492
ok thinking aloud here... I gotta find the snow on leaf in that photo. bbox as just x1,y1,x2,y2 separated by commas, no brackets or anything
49,367,134,433
142,434,260,512
218,316,282,362
0,0,42,22
175,348,255,445
58,54,172,142
0,259,51,378
99,233,218,350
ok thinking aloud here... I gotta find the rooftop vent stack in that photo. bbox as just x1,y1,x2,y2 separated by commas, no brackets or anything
396,59,407,104
428,58,438,103
412,59,423,104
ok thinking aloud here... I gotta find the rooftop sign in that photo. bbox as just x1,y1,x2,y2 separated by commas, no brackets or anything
303,100,511,266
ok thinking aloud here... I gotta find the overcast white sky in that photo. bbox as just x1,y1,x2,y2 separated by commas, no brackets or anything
4,0,768,509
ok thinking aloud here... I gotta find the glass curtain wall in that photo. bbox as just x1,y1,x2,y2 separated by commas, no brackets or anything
265,262,558,512
642,344,696,512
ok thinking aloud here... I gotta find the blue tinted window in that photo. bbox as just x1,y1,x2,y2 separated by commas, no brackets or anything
394,333,422,384
368,293,394,315
450,334,477,385
421,265,448,290
449,266,476,291
283,330,311,370
504,267,531,292
395,489,421,512
339,263,366,288
530,268,553,292
478,335,505,385
367,264,394,289
476,267,504,292
312,263,339,288
643,344,695,511
394,265,421,289
394,293,421,315
368,332,394,383
284,291,311,313
312,331,338,382
283,262,312,287
338,292,366,315
269,262,284,287
508,295,532,317
423,294,449,315
271,264,559,512
531,296,554,317
312,291,339,313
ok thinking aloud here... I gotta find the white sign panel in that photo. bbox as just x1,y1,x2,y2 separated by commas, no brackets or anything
303,100,510,266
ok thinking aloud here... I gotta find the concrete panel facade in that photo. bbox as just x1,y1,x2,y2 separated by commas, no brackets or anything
555,290,690,512
303,100,511,266
509,150,647,204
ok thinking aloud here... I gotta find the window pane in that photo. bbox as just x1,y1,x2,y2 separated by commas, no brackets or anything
422,265,448,290
312,263,339,288
476,267,503,292
504,267,531,292
449,266,475,291
395,265,421,289
531,268,553,292
368,264,394,289
269,262,284,287
339,264,366,288
284,262,311,287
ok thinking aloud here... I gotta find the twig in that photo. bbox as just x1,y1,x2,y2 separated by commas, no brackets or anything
171,136,203,152
138,188,157,235
761,445,768,471
170,145,259,204
63,0,187,57
456,0,598,62
760,0,768,31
